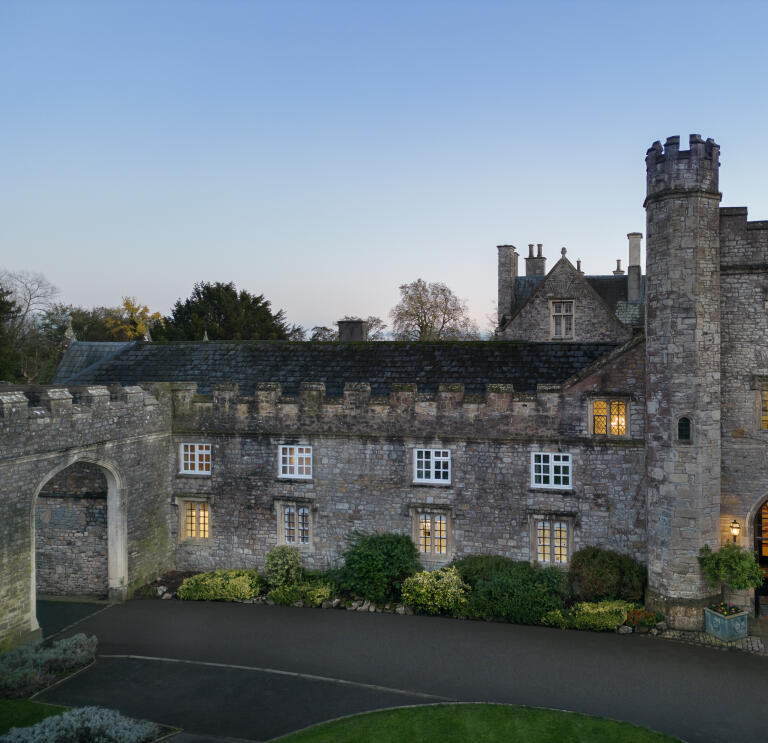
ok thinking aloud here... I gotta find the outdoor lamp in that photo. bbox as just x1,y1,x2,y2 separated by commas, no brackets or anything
730,519,741,543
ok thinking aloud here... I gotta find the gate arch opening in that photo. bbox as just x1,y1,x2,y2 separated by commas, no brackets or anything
752,499,768,618
30,458,127,632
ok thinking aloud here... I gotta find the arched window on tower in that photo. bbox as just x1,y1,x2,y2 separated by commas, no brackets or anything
677,416,692,442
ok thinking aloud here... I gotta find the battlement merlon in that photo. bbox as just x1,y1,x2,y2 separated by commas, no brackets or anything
645,134,721,204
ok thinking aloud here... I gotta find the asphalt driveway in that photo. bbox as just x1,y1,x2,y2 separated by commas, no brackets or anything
37,600,768,742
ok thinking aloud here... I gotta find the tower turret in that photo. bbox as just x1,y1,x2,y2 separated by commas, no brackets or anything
644,134,722,628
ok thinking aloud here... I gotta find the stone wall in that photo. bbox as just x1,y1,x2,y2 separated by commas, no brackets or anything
35,495,107,596
498,258,632,343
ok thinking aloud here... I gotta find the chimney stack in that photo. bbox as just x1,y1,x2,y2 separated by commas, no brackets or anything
525,243,547,276
497,245,518,326
337,318,369,342
613,259,625,275
627,232,642,303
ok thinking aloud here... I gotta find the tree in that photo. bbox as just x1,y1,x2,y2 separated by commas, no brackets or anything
43,304,117,343
104,297,163,340
155,282,289,341
389,279,479,341
0,285,18,380
0,270,59,350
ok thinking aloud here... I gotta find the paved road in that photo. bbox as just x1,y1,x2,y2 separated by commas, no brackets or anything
37,600,768,742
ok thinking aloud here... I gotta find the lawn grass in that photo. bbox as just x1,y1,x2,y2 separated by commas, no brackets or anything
274,704,681,743
0,698,68,735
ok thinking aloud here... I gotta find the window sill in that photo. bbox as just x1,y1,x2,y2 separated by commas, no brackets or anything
277,477,314,483
411,481,452,488
177,473,212,478
529,487,573,494
179,538,211,544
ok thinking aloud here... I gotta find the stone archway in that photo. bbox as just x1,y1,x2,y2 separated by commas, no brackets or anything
30,457,127,632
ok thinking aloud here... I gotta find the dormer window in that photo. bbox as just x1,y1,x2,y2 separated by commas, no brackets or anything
551,300,574,339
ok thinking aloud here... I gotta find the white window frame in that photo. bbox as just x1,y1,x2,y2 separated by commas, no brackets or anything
179,443,212,475
413,449,451,484
276,501,312,546
179,499,210,540
530,452,572,490
278,445,313,479
550,300,574,339
532,517,571,565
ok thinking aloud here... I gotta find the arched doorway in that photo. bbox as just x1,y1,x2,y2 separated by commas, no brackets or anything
753,500,768,617
30,458,127,632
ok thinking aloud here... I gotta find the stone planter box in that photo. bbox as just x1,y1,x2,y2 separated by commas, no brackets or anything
703,607,748,642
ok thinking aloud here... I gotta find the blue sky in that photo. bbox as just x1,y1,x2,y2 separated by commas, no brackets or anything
2,0,767,332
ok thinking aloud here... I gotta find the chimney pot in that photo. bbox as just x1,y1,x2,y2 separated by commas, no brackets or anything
528,244,534,258
613,259,625,275
536,243,543,258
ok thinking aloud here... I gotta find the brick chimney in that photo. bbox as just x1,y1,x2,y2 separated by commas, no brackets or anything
337,318,369,342
627,232,642,303
525,243,547,276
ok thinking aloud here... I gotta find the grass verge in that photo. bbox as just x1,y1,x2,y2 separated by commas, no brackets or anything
0,698,67,734
273,703,681,743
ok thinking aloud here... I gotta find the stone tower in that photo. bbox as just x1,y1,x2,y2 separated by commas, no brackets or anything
644,134,722,628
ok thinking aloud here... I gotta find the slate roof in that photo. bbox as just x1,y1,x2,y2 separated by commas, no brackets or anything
510,274,645,326
54,340,620,396
52,341,136,385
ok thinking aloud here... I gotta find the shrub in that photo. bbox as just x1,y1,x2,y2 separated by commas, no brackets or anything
542,600,632,631
402,567,470,616
264,545,304,588
177,569,265,601
698,543,764,591
0,634,97,699
465,561,568,625
624,606,663,627
2,705,159,742
567,547,646,602
339,532,420,604
267,581,334,607
450,554,518,588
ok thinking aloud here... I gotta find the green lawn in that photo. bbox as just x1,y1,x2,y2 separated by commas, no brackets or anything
274,704,681,743
0,699,68,735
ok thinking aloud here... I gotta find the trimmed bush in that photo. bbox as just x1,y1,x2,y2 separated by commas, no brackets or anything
402,567,470,616
450,554,518,588
177,569,265,601
698,543,764,591
0,634,97,699
267,581,334,608
264,545,304,588
542,600,632,631
2,705,159,742
339,532,420,604
567,547,646,602
465,561,568,625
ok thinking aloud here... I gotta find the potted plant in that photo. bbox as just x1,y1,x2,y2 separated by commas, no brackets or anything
697,543,763,641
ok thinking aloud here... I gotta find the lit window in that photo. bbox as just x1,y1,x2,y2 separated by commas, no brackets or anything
592,400,628,437
531,452,572,490
551,301,574,339
182,501,209,539
278,501,311,545
179,443,211,475
417,513,448,556
414,449,451,483
535,519,569,564
279,445,313,479
761,386,768,430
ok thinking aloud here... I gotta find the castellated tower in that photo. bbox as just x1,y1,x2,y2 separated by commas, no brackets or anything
644,135,722,628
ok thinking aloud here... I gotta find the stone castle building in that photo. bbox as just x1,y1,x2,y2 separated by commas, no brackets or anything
2,133,768,647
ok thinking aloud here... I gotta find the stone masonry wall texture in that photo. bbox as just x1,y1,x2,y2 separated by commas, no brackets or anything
2,133,768,647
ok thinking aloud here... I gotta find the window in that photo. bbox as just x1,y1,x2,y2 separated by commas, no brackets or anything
677,416,692,442
534,519,569,564
179,443,211,475
276,501,312,546
592,400,628,437
279,445,312,479
761,385,768,430
551,300,574,339
414,449,451,483
531,452,572,490
182,501,209,539
416,512,448,556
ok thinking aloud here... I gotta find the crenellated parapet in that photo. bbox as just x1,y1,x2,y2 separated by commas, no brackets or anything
168,380,626,441
0,385,170,459
645,134,720,204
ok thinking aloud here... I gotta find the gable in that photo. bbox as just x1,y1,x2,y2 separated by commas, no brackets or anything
498,259,633,344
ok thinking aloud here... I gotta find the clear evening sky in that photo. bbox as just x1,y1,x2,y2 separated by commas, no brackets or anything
2,0,767,333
